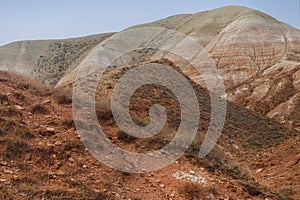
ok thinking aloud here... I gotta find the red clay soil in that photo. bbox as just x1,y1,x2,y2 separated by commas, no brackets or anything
0,71,298,199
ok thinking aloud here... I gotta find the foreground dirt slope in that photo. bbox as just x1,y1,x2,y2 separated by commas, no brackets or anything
243,135,300,199
0,67,298,200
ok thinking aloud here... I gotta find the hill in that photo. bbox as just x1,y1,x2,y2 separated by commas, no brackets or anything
0,66,298,199
0,5,299,199
0,33,114,86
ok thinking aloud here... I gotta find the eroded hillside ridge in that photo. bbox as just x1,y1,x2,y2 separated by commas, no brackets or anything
0,33,114,86
53,6,300,130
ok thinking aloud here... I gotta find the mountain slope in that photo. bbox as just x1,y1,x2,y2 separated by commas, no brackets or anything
0,69,298,199
0,33,114,86
228,61,300,130
53,6,300,131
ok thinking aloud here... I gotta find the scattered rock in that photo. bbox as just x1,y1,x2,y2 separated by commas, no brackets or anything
54,141,62,146
0,161,8,166
4,169,14,174
15,105,24,110
53,160,62,169
256,168,263,173
40,127,56,136
83,165,88,169
44,99,51,104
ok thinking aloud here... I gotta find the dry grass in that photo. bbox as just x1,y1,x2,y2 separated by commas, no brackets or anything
278,186,296,199
0,106,22,118
178,183,220,200
0,119,34,139
4,136,30,160
21,188,109,200
0,71,49,96
178,182,204,200
61,118,75,129
52,87,73,104
0,185,13,200
96,98,113,121
31,104,48,114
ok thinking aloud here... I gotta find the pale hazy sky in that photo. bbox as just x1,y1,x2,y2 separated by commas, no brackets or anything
1,0,299,46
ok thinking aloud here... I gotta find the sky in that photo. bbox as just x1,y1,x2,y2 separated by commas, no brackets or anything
0,0,299,46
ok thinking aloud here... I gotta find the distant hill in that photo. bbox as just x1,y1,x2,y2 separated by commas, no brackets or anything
0,33,114,85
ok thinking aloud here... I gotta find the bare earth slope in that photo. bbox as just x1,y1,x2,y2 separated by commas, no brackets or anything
0,69,298,199
227,61,300,131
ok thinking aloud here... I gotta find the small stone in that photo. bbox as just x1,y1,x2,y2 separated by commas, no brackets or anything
0,179,6,182
159,184,165,188
4,169,14,174
53,160,62,169
68,157,75,162
0,161,7,166
44,99,51,104
37,142,44,146
15,105,23,110
83,165,88,169
256,168,263,173
93,189,101,193
19,193,27,197
209,192,215,199
41,127,56,136
54,141,62,146
47,127,55,132
56,169,64,175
